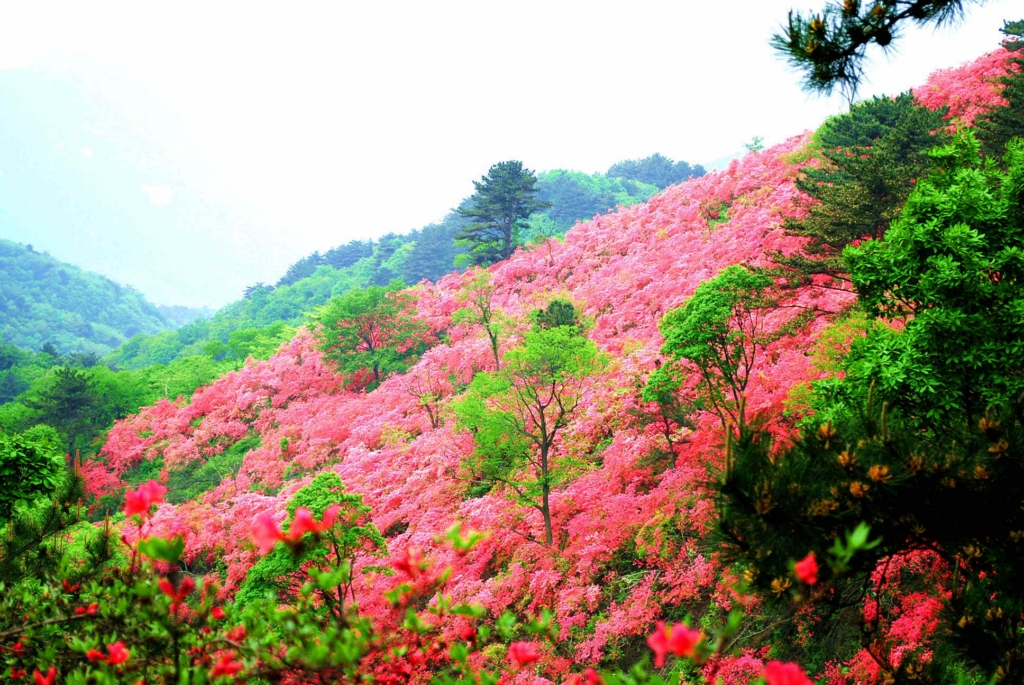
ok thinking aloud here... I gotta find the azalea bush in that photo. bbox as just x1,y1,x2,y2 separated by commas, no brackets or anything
22,47,1012,685
1,480,824,685
716,133,1024,684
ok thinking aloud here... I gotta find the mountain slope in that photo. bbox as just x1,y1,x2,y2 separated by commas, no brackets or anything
98,131,841,660
94,48,1012,679
0,238,173,354
101,162,673,370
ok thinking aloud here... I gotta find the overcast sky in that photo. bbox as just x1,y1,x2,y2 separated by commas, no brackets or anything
0,0,1015,306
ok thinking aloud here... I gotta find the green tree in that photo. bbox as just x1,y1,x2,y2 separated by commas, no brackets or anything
456,161,550,265
236,472,386,614
650,265,782,434
401,218,467,284
454,301,604,545
24,366,98,459
843,130,1024,430
776,93,948,278
773,0,977,98
452,269,508,370
715,132,1024,684
0,425,65,519
315,283,428,388
976,19,1024,158
606,153,706,189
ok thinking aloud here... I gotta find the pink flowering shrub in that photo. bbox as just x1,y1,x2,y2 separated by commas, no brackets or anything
88,49,1011,680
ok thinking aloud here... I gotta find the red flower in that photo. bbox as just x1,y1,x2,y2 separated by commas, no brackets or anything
565,668,604,685
62,580,80,593
794,553,819,585
211,606,226,620
252,506,341,555
646,622,702,668
84,642,129,665
647,622,671,668
288,507,318,537
226,625,246,642
667,624,701,659
288,504,341,539
107,642,130,665
74,602,99,616
507,641,540,668
159,576,196,613
123,481,167,519
392,545,425,579
252,512,287,555
33,667,56,685
211,652,244,678
12,641,25,655
11,668,26,679
764,661,813,685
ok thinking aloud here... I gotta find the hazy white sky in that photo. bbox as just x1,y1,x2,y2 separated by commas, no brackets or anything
0,0,1016,306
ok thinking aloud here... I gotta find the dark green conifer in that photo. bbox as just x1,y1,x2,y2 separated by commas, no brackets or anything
976,20,1024,158
776,93,947,278
456,161,550,266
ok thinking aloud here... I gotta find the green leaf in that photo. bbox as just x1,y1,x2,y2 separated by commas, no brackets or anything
138,535,185,564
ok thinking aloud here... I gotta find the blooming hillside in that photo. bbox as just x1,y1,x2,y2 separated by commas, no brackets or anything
95,49,1013,682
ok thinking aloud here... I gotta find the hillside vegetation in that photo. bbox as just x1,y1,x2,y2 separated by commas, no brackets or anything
0,238,172,354
3,28,1023,685
102,158,688,371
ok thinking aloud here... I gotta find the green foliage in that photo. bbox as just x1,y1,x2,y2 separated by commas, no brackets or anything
452,269,507,371
0,239,172,355
714,131,1024,684
976,20,1024,158
717,389,1024,681
236,472,386,610
0,352,235,469
772,0,975,98
777,93,948,277
532,169,660,235
0,425,65,519
653,265,779,431
159,434,257,504
606,153,706,190
315,283,429,387
0,336,55,404
106,268,350,371
454,306,605,545
457,161,551,265
400,216,469,284
531,298,581,331
0,470,107,585
843,131,1024,429
137,535,185,564
22,367,98,457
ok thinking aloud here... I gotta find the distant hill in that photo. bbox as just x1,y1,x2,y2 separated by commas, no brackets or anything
103,158,692,370
0,238,173,354
156,304,215,328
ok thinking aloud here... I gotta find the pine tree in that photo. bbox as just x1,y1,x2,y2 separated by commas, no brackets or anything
773,0,976,98
976,20,1024,159
400,219,465,284
456,161,550,266
716,133,1024,683
24,367,98,459
776,93,947,279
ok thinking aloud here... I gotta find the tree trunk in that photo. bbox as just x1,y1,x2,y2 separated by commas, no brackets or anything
487,327,500,370
540,443,553,546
